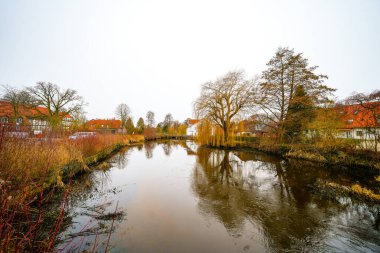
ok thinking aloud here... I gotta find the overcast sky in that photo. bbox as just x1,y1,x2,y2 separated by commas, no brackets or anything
0,0,379,123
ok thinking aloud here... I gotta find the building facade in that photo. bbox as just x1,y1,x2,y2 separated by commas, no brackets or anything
0,101,73,132
85,119,122,134
186,119,199,136
337,103,380,141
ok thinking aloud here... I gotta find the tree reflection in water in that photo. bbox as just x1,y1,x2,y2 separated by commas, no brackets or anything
56,141,380,252
162,141,173,156
144,142,155,159
111,148,130,170
192,146,380,252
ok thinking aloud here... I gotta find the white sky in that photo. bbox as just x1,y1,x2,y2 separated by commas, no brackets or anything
0,0,379,123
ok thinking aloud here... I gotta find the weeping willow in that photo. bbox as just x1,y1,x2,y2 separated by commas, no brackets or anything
196,119,236,147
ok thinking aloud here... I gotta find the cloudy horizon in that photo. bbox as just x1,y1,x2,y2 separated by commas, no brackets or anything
1,0,379,123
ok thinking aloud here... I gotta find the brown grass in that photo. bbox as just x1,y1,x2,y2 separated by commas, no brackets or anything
326,182,380,202
285,149,327,163
0,133,144,251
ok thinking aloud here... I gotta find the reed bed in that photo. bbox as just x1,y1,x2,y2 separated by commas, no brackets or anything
0,133,144,252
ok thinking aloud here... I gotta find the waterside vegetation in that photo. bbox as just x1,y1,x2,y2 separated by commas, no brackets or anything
0,133,144,251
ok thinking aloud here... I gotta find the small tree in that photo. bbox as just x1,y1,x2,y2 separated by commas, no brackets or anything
115,103,131,130
146,111,155,128
156,123,163,134
27,82,85,129
136,117,145,134
125,117,135,134
283,85,315,142
163,113,173,133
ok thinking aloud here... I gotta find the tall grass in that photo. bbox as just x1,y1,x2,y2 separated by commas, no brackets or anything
0,133,144,251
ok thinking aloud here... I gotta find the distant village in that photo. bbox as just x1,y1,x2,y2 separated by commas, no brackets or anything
1,99,379,142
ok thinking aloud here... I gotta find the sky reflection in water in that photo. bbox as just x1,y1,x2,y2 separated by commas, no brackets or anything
58,141,380,253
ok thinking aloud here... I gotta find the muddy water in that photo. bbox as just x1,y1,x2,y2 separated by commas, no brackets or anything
57,141,380,252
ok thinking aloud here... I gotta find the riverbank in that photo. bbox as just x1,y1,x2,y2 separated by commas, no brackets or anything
202,139,380,203
0,134,144,252
214,138,380,170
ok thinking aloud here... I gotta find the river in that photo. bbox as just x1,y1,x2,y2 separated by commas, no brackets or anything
56,140,380,252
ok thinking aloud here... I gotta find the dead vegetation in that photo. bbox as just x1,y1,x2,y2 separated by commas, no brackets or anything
0,133,142,251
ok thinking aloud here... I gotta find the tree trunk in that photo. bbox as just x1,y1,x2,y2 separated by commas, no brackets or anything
223,124,229,144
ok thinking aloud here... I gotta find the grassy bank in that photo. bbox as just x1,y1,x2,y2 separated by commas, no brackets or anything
0,134,145,197
256,142,380,170
221,137,380,170
0,133,144,251
311,180,380,204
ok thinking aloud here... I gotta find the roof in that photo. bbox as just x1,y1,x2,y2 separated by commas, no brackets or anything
187,119,199,125
0,100,71,118
338,102,380,129
86,119,122,130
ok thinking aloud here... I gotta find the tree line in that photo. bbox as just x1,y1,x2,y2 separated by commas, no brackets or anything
194,47,380,149
114,105,187,136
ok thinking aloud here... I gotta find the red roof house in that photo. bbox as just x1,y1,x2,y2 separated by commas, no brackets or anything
0,100,72,130
336,102,380,140
85,119,122,134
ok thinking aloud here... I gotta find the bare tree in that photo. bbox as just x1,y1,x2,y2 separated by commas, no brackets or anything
345,90,380,152
194,70,256,142
115,103,131,130
70,109,87,130
1,85,32,121
146,111,155,128
27,82,85,128
258,47,335,140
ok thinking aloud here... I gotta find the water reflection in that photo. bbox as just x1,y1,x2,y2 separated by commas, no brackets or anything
57,141,380,253
144,142,155,159
59,170,126,252
162,141,173,156
192,147,380,252
112,148,130,170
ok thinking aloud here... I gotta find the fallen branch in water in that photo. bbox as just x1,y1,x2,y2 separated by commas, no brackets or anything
105,200,119,252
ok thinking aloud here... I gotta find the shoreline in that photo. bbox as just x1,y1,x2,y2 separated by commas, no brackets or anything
200,142,380,203
202,142,380,170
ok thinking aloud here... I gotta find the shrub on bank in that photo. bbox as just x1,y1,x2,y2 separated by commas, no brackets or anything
285,149,327,163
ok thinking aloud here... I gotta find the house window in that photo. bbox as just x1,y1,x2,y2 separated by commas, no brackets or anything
1,117,9,123
356,131,363,137
16,117,23,124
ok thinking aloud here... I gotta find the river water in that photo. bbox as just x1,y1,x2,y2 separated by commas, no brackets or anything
57,140,380,253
